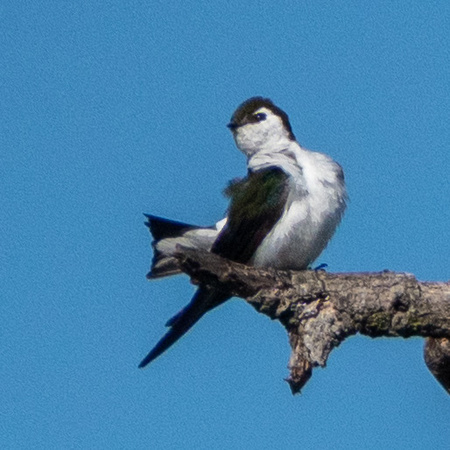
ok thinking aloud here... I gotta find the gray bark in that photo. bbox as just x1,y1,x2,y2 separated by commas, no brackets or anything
174,246,450,394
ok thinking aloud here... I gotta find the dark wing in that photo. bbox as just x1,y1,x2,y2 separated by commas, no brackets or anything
212,167,290,263
138,288,229,368
138,168,290,368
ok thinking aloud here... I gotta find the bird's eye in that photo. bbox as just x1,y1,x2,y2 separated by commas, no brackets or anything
254,112,267,122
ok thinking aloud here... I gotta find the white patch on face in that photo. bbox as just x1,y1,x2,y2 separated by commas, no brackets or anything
232,107,292,156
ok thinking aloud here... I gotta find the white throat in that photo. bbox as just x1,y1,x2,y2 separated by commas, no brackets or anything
232,107,293,157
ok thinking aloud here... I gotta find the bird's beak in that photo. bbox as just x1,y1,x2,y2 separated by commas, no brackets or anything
227,122,238,130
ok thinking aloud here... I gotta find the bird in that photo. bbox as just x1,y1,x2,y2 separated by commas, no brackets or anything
139,96,347,368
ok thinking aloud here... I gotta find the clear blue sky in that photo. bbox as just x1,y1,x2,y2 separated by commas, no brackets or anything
1,1,449,448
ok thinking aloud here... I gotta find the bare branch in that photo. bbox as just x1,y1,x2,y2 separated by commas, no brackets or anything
174,246,450,394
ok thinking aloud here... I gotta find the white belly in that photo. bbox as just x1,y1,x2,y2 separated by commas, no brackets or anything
251,188,345,270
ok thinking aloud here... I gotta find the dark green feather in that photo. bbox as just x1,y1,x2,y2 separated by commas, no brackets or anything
212,167,290,263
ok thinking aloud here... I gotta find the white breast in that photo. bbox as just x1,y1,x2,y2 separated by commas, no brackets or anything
251,145,347,270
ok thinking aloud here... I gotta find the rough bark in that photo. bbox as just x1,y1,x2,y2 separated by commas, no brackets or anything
173,246,450,394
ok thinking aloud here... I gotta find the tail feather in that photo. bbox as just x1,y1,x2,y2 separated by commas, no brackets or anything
138,288,230,368
144,214,197,240
144,213,219,279
145,214,198,279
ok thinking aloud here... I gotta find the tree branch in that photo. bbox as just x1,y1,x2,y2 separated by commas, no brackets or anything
174,246,450,394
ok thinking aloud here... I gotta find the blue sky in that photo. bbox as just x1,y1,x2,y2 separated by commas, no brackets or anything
1,1,449,448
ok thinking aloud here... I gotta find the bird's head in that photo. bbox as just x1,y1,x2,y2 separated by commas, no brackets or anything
227,97,296,157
